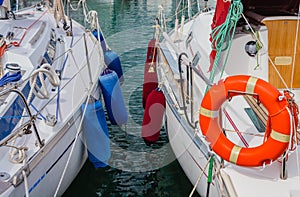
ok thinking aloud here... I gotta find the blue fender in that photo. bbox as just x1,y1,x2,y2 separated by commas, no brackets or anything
81,100,110,168
99,69,128,125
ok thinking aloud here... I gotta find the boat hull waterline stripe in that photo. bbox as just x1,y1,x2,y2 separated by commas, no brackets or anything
27,137,76,195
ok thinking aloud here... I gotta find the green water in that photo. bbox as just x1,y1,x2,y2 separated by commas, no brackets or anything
63,0,205,196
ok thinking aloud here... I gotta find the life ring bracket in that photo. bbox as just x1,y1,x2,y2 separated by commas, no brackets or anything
227,90,260,105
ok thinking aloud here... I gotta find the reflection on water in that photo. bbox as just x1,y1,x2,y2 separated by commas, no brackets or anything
63,0,207,196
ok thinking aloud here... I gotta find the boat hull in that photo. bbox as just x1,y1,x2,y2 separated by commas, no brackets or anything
0,5,106,196
2,111,87,197
164,91,220,197
156,5,300,196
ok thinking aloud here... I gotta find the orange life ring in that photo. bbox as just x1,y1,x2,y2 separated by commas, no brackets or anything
199,75,291,167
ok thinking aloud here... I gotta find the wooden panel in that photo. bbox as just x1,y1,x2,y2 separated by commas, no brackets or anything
244,95,268,125
293,54,300,86
263,19,300,88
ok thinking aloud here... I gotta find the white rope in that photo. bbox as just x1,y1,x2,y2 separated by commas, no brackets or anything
189,154,213,197
86,9,111,49
21,63,60,123
175,0,184,19
9,63,60,164
54,31,102,195
29,63,60,99
95,12,109,50
22,170,29,197
66,0,105,50
10,147,27,164
287,104,300,181
241,13,264,47
53,92,92,197
53,0,67,27
67,0,86,11
86,11,98,30
66,0,92,30
268,56,289,89
281,106,295,159
278,105,300,181
69,48,88,88
290,3,300,88
241,13,291,89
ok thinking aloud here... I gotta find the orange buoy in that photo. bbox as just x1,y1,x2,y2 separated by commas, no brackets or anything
142,39,158,108
199,75,291,166
142,88,165,143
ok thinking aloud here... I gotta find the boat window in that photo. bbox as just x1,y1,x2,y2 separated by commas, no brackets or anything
245,41,257,57
192,51,200,67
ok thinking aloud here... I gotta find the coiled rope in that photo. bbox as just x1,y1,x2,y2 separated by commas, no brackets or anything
207,0,243,90
9,63,60,164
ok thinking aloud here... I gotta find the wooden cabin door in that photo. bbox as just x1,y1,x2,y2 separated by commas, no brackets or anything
263,19,300,89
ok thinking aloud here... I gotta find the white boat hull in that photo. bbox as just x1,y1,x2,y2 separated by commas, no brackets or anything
0,2,107,196
2,111,87,197
156,1,300,196
165,99,220,196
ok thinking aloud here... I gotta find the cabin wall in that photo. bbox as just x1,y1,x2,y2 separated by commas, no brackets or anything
223,29,269,81
263,18,300,89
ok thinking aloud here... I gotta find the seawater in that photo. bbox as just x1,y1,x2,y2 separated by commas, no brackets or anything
63,0,207,196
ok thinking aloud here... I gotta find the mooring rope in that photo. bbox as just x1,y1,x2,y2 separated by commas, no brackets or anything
189,154,214,197
53,88,92,196
22,170,29,197
9,63,60,164
290,2,300,88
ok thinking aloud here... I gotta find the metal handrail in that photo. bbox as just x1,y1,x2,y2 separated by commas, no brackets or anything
0,87,44,148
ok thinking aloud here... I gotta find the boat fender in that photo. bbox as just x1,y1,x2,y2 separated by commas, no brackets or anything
142,39,158,108
142,62,158,109
0,72,22,86
81,100,110,168
199,75,291,167
99,69,128,125
92,29,107,52
142,88,165,143
104,50,124,84
145,38,157,63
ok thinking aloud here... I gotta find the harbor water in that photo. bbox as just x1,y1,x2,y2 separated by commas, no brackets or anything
63,0,208,196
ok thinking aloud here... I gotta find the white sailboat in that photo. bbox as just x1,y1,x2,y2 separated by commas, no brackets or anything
154,0,300,196
0,0,112,196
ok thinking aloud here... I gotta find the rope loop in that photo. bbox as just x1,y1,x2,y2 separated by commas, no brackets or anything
211,0,243,52
29,63,60,100
207,0,243,91
86,10,98,30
